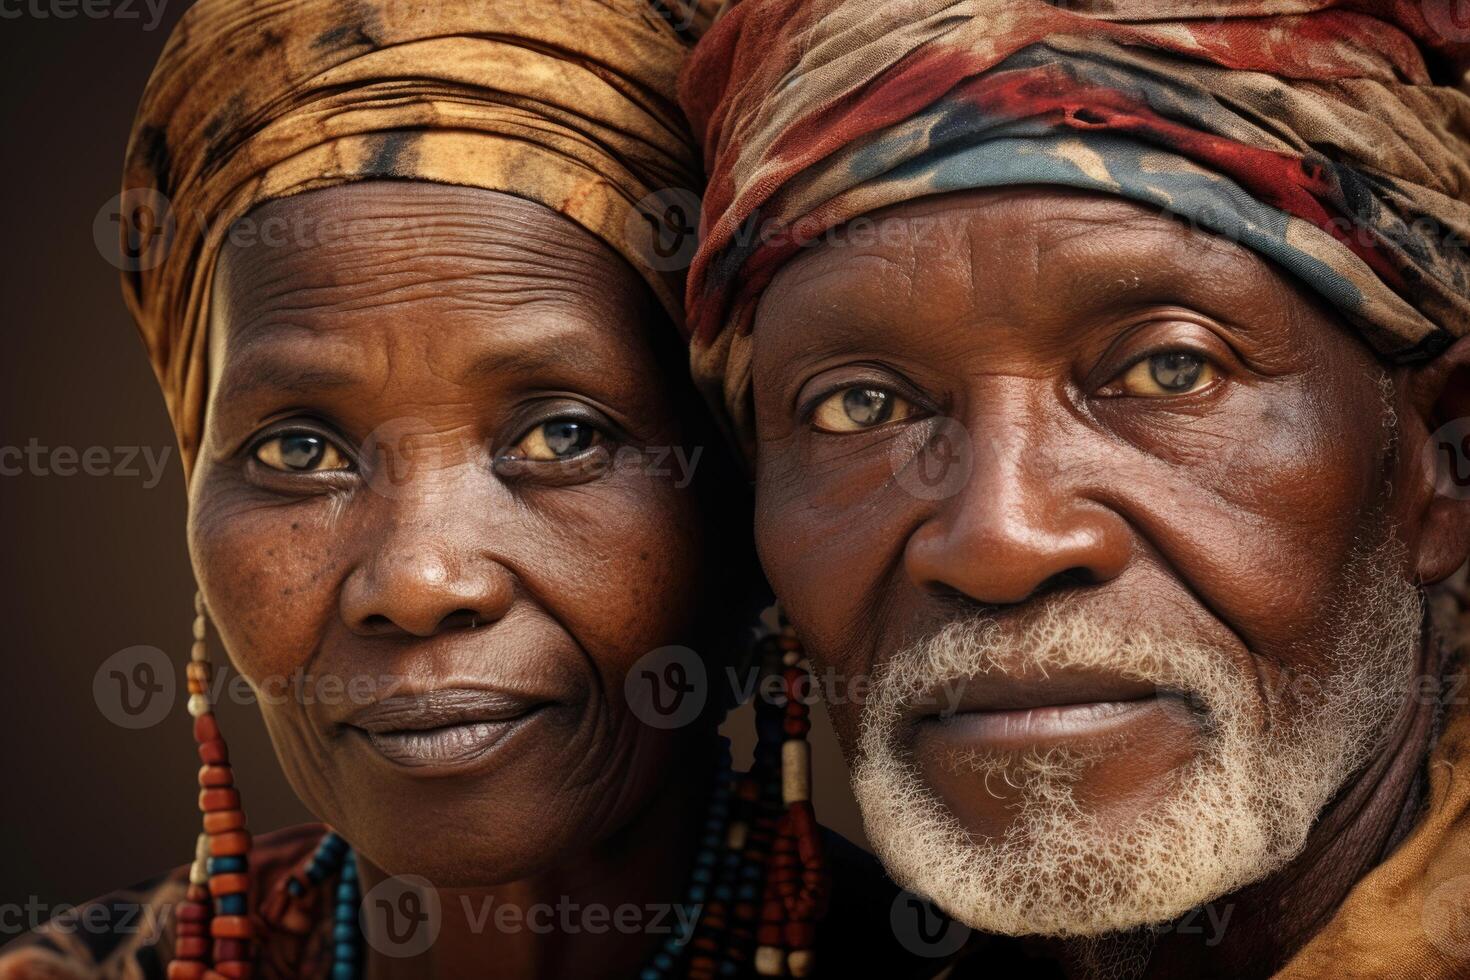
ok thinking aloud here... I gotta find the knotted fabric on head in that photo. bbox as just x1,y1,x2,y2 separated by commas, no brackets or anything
122,0,712,477
679,0,1470,453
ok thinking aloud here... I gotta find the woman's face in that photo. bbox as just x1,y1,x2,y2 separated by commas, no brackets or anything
190,182,720,884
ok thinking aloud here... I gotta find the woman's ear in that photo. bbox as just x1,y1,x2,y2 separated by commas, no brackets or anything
1407,334,1470,585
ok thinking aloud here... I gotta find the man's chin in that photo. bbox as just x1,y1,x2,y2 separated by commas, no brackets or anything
909,692,1204,841
853,745,1289,937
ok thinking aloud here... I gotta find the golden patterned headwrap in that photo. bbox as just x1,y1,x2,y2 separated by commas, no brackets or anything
121,0,711,476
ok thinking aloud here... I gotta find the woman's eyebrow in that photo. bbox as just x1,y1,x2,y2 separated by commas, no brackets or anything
214,357,357,404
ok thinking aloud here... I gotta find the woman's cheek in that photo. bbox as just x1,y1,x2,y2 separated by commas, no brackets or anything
539,473,705,681
189,477,342,687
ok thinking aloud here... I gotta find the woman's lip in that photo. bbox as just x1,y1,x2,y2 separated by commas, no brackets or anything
345,687,549,733
343,687,555,773
355,713,541,770
916,696,1178,749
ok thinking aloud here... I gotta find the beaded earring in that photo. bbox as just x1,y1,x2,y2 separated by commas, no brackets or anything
168,592,256,980
752,619,829,978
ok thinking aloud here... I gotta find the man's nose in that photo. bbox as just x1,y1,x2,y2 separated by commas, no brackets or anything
902,411,1130,606
339,473,516,638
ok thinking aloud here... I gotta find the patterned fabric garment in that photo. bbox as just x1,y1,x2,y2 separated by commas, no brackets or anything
677,0,1470,453
121,0,713,477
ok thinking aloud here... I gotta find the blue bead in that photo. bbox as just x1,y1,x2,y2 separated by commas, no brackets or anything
714,886,732,901
287,878,306,897
696,851,717,866
334,941,359,961
215,894,247,916
738,884,758,901
335,902,357,921
331,962,358,980
333,922,356,942
207,856,246,874
639,970,661,980
692,867,712,883
337,884,357,902
654,953,673,970
688,885,707,903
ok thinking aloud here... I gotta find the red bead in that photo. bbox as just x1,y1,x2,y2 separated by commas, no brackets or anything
209,830,251,856
785,921,817,947
167,961,206,979
176,902,209,923
174,936,209,958
214,962,254,979
176,921,205,937
198,765,233,787
208,873,251,896
198,739,229,765
198,788,240,812
193,713,220,743
212,939,249,961
203,809,245,834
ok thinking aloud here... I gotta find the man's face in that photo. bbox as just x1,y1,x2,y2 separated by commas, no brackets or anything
748,188,1437,935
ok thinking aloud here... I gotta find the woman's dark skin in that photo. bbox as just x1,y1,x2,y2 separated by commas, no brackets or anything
748,187,1470,977
192,181,742,978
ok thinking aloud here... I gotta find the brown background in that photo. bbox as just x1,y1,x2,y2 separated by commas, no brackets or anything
0,2,863,926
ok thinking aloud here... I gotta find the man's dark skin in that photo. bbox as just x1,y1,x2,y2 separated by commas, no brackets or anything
190,181,747,979
749,186,1470,977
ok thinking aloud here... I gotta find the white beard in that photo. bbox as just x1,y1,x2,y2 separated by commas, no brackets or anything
851,532,1424,937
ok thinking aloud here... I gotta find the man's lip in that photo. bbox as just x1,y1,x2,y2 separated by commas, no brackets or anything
344,687,552,734
915,670,1166,718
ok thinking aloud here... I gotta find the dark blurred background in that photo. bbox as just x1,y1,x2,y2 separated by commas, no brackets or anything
0,1,862,930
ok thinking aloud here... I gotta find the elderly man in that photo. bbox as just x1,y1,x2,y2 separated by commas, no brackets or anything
679,1,1470,977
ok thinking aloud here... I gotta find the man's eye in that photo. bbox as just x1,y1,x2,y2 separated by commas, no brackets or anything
811,386,916,433
254,433,349,472
511,419,602,461
1117,352,1217,397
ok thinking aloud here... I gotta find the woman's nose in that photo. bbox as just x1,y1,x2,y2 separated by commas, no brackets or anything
339,503,517,638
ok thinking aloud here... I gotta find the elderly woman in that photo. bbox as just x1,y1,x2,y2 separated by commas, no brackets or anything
679,1,1470,977
0,1,935,978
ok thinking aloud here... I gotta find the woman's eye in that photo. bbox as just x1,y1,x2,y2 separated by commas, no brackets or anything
1116,352,1217,397
511,419,602,461
253,432,349,472
811,386,916,433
